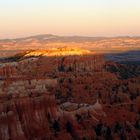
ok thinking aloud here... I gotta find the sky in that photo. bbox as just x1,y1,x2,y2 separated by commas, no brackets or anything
0,0,140,38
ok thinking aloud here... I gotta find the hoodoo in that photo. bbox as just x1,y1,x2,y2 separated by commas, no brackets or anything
0,47,139,140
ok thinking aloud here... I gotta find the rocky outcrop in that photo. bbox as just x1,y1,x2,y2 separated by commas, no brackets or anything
57,55,105,72
0,93,57,140
0,90,106,140
23,47,93,57
0,48,105,78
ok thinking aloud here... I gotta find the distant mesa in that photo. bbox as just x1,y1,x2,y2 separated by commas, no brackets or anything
22,47,94,57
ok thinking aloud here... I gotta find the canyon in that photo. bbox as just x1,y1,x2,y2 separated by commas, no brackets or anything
0,47,140,140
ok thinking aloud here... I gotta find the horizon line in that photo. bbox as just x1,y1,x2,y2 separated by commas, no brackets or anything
0,33,140,40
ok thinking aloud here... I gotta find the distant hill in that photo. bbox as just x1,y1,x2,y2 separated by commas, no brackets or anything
0,34,106,42
0,34,140,58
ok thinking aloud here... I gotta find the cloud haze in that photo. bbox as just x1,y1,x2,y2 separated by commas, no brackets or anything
0,0,140,38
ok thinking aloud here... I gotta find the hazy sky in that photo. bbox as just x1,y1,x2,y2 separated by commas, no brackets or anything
0,0,140,38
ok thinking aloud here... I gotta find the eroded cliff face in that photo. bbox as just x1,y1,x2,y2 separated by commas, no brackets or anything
0,49,105,78
0,49,107,140
0,93,57,140
0,80,105,140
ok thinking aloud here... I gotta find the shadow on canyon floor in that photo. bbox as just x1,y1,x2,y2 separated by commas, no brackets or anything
105,50,140,65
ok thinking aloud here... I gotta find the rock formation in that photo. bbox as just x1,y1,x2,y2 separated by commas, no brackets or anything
0,47,140,140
